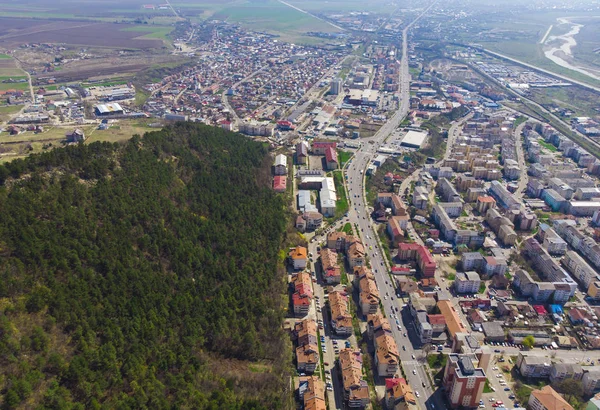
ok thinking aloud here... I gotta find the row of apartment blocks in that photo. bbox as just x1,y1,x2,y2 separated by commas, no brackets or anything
552,220,600,302
293,319,320,375
298,375,326,410
516,353,600,396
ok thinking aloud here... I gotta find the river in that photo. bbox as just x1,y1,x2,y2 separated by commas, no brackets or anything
543,17,600,81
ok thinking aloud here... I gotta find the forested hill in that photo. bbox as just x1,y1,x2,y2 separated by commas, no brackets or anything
0,123,290,409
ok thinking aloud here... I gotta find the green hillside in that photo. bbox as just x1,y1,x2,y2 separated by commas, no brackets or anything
0,123,289,409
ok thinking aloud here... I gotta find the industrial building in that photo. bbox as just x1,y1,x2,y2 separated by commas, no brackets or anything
400,130,428,149
94,103,124,117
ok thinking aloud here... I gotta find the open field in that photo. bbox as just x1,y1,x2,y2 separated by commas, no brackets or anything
286,0,393,13
121,25,173,41
0,119,161,163
0,105,23,122
0,18,167,49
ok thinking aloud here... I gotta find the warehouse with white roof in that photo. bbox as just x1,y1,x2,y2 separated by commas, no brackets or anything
400,130,428,149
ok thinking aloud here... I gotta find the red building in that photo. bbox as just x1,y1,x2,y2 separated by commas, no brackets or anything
312,141,337,155
273,176,286,193
397,243,436,277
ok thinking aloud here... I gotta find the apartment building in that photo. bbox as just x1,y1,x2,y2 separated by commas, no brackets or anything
454,271,481,294
329,291,353,336
528,385,573,410
442,354,487,409
339,349,370,408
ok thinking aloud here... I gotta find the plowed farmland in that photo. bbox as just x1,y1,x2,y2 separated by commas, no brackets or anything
0,18,165,49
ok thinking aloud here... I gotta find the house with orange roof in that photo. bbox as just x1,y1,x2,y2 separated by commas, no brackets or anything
339,348,370,408
528,385,573,410
437,299,468,338
293,319,317,347
347,241,365,268
355,267,380,315
289,246,307,270
291,271,313,317
329,291,353,336
303,376,326,410
296,343,319,374
385,377,416,407
375,332,400,377
320,248,341,284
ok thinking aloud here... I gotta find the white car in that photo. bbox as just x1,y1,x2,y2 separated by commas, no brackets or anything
413,369,417,375
415,391,420,398
412,354,415,359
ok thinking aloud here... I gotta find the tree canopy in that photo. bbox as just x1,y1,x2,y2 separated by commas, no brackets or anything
0,123,289,409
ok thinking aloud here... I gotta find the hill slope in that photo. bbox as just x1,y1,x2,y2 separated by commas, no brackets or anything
0,123,290,409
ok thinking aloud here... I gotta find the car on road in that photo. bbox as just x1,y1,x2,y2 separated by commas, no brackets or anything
415,391,419,398
402,346,406,351
412,354,415,359
403,333,407,337
504,388,510,391
413,369,417,375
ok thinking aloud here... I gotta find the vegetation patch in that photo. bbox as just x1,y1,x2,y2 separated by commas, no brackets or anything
0,123,289,409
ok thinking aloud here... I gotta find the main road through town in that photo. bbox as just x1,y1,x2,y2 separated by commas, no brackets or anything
341,2,442,409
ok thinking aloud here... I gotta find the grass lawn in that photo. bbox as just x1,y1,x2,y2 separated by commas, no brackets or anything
538,138,557,152
513,116,528,127
338,150,353,167
0,54,11,59
427,353,448,369
484,379,494,393
332,171,349,219
341,223,353,235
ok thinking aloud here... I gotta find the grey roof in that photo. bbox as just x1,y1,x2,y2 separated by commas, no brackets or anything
481,321,505,338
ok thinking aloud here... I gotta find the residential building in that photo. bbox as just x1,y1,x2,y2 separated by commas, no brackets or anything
273,175,286,193
482,255,508,277
516,354,552,378
274,154,287,175
438,300,468,338
574,187,600,200
385,377,416,408
413,186,429,209
294,319,317,347
476,196,496,214
356,267,380,315
329,291,353,336
325,147,338,170
311,141,337,155
461,252,484,272
303,376,326,410
442,354,487,409
291,272,313,317
296,343,319,374
543,189,567,212
339,348,370,408
347,242,366,268
498,224,517,246
583,368,600,396
489,180,520,210
566,201,600,217
374,332,400,377
549,363,584,384
397,243,436,277
562,251,600,289
387,217,405,245
454,271,481,294
320,248,341,284
588,281,600,303
296,141,308,165
543,228,568,255
289,246,308,270
528,385,573,410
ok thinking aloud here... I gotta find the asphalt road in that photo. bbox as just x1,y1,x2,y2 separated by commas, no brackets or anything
337,3,443,408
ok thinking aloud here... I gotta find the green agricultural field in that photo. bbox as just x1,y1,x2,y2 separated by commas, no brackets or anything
121,26,174,41
0,77,29,91
0,54,11,59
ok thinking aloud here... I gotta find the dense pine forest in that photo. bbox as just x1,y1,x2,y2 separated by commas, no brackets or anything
0,123,290,409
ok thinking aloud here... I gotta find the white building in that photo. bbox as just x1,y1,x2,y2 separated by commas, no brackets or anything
274,154,287,175
454,271,481,294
